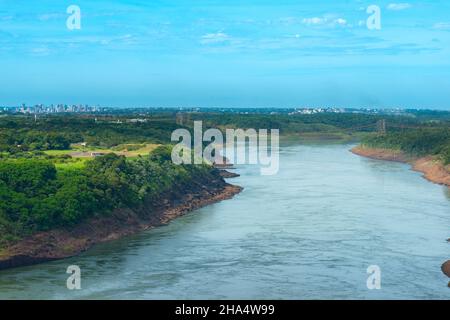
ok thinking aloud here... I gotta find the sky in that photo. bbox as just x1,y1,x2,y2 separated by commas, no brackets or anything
0,0,450,109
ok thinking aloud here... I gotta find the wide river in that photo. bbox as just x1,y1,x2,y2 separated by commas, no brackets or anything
0,143,449,299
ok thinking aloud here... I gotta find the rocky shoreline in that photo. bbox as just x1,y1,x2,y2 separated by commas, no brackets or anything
0,171,242,270
219,169,240,179
351,146,450,187
442,261,450,287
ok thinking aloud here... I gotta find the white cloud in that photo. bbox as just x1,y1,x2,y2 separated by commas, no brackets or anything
0,15,13,21
38,13,63,21
433,22,450,30
284,34,301,39
98,34,136,46
31,46,50,56
279,17,300,25
302,17,326,25
119,34,133,41
387,3,411,10
335,18,347,26
200,32,230,44
302,17,348,27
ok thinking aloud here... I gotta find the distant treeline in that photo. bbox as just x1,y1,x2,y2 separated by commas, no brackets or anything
0,115,182,152
193,113,386,133
1,112,449,153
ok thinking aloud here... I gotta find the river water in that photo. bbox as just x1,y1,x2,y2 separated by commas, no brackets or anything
0,143,449,299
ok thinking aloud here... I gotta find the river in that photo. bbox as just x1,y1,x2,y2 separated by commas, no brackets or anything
0,143,449,299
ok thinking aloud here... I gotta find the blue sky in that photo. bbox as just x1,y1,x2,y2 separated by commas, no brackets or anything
1,0,450,109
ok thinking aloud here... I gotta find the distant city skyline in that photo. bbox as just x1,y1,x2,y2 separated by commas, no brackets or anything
1,0,450,109
3,103,448,116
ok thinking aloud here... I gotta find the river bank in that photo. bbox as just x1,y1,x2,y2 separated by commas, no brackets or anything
352,145,450,285
351,146,450,188
0,171,242,270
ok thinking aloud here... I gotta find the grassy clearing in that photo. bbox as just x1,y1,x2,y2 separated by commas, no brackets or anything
44,143,160,158
54,159,88,171
119,143,160,157
43,150,72,156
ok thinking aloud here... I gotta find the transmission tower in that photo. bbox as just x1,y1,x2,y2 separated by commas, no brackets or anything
377,119,386,135
176,112,184,125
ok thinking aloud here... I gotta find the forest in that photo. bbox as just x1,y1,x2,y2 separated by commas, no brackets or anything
362,128,450,164
1,111,449,153
0,145,217,246
0,110,448,247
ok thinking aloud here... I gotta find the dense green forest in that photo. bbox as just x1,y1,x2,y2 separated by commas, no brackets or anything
0,146,217,246
0,115,181,152
192,111,449,133
362,128,450,164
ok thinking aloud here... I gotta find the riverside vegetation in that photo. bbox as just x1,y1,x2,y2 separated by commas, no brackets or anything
361,127,450,165
0,110,449,255
0,146,219,247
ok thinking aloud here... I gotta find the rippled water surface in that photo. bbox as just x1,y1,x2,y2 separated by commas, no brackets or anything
0,143,449,299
